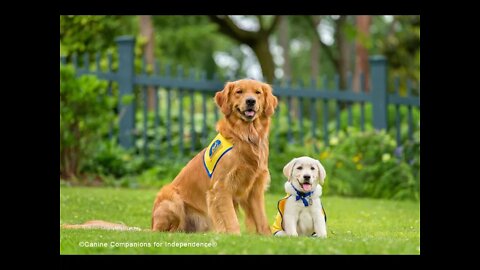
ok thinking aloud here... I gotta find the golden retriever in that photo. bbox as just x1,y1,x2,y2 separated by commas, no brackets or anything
151,79,278,235
61,79,278,235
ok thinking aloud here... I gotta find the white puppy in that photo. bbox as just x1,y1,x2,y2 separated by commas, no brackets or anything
272,156,327,238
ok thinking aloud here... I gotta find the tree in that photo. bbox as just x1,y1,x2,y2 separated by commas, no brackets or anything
310,16,321,80
139,15,156,111
278,16,292,81
60,15,137,58
208,15,281,83
380,15,420,93
151,16,234,77
307,15,351,90
353,15,372,92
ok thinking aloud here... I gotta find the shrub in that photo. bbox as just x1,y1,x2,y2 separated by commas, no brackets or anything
320,129,419,200
82,139,153,178
81,128,419,201
268,129,419,201
60,64,115,179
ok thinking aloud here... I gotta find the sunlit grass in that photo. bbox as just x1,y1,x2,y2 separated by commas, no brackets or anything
60,187,419,254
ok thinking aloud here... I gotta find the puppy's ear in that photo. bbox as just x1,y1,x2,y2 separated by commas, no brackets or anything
315,159,327,185
262,83,278,117
215,82,235,116
283,158,299,180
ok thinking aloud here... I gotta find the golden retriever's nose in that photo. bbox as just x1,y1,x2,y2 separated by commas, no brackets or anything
246,98,256,106
303,175,311,181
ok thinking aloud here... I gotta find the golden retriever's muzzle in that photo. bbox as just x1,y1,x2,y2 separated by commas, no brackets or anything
238,96,259,121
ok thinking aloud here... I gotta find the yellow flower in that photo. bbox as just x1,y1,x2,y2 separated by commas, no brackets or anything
389,139,396,147
329,137,339,146
336,162,343,168
352,153,362,163
382,153,391,162
356,164,363,170
320,151,330,160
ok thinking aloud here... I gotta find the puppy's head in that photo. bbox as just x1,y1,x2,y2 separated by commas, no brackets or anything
283,156,326,192
214,79,278,122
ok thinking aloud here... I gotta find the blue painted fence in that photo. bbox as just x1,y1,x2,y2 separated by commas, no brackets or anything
60,36,419,158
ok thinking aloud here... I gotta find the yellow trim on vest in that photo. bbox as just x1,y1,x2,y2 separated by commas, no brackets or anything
271,194,327,235
271,194,290,235
203,133,233,178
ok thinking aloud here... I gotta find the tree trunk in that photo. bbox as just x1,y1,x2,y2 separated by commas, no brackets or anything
207,16,280,83
139,15,156,111
251,35,275,83
61,147,77,180
353,15,371,92
335,16,349,90
310,16,321,81
278,16,298,116
278,16,291,81
203,45,217,80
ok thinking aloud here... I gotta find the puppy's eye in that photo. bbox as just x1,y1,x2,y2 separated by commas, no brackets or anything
236,89,243,94
311,167,315,170
296,166,303,170
255,90,261,94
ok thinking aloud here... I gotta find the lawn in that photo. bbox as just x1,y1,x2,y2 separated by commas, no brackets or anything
60,186,420,254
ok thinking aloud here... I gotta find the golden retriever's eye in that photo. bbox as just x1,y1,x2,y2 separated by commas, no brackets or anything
236,89,243,94
255,90,261,94
296,166,303,170
311,167,315,170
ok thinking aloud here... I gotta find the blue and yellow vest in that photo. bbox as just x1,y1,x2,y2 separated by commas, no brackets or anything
203,133,234,178
271,194,327,235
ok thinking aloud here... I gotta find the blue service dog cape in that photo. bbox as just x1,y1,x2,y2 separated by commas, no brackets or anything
203,133,233,178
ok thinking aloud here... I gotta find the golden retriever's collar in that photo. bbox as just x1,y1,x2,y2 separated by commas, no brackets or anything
203,133,233,178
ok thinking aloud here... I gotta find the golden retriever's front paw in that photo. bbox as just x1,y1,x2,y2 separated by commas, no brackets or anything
258,226,271,236
228,229,241,235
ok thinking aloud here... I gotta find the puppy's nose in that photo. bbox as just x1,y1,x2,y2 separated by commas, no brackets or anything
246,98,256,106
303,175,311,181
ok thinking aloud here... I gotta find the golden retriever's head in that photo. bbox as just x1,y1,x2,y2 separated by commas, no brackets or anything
215,79,278,122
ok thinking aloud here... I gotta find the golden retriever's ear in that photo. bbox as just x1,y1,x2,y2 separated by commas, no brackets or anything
283,158,299,180
262,83,278,117
215,82,234,116
315,159,326,185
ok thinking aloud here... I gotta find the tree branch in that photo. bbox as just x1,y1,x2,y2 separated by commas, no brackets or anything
257,15,265,30
266,16,281,35
388,16,398,37
208,15,257,44
306,16,339,71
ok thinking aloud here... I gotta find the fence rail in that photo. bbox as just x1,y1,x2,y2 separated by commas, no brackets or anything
60,35,420,158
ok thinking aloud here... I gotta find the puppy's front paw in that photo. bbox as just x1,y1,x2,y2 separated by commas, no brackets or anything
314,233,327,238
286,231,298,237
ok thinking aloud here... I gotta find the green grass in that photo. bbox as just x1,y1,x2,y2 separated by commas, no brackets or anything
60,186,420,254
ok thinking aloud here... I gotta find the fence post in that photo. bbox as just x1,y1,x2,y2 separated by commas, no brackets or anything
116,36,136,149
370,55,388,130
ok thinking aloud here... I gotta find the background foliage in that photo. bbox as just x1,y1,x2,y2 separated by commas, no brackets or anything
60,65,116,178
60,15,420,201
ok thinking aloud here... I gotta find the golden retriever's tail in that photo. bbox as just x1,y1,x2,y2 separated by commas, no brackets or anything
151,189,186,232
61,220,142,231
